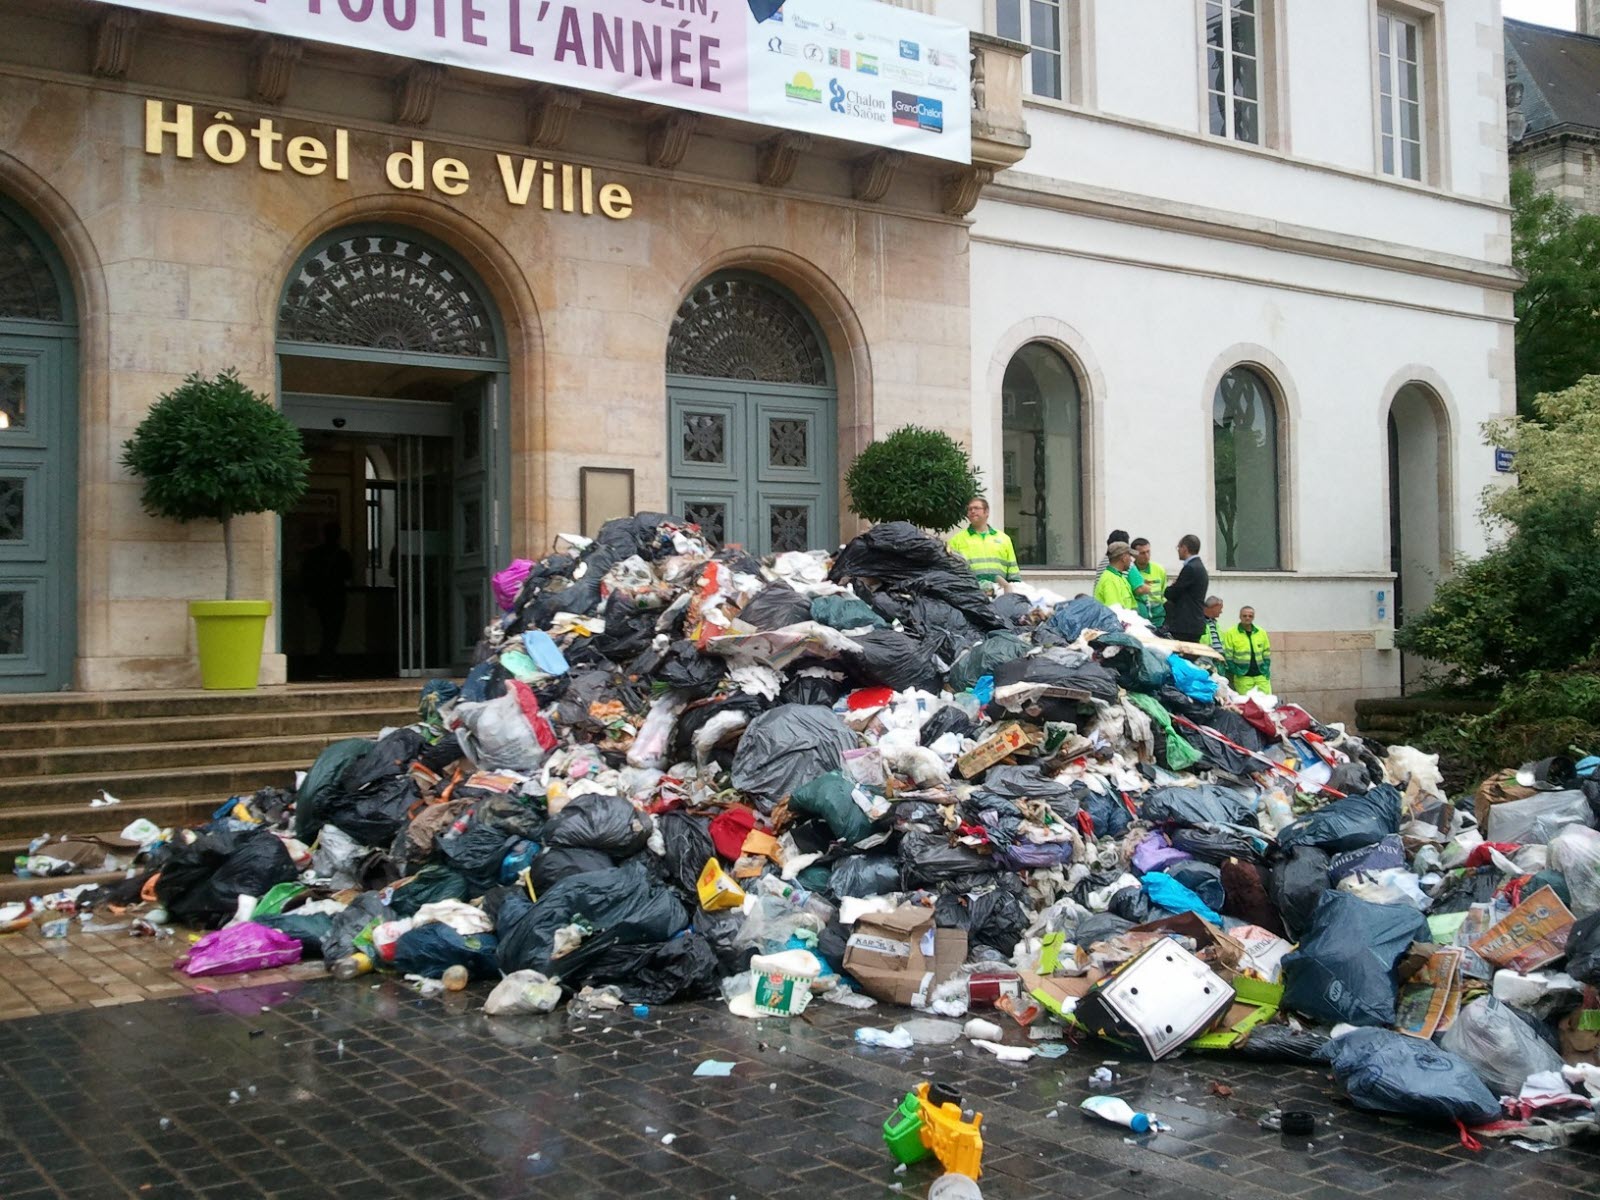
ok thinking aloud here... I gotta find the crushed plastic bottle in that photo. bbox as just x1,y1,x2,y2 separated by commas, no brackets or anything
441,965,470,992
332,952,372,982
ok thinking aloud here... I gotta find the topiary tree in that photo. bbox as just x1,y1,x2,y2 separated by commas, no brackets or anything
121,369,310,600
845,424,982,531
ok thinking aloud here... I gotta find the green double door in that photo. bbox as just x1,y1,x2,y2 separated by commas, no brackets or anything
667,379,837,555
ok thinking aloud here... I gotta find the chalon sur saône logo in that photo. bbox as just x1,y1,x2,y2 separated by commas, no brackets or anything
829,78,888,122
785,71,823,103
891,91,943,133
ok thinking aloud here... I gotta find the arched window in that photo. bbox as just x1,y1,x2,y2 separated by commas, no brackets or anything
1212,365,1281,569
1001,342,1083,567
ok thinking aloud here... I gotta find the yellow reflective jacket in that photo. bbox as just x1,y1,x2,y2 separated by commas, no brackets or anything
947,526,1021,583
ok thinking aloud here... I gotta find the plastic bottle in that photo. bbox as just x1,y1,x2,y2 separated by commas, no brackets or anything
441,965,469,992
332,952,373,981
1257,788,1295,835
1079,1095,1157,1133
928,1175,982,1200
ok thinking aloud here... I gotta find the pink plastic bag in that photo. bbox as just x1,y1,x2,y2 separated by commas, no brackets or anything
177,922,303,977
492,559,535,612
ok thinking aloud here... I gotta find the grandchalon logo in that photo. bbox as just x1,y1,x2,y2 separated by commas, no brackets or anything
785,71,822,103
891,91,943,133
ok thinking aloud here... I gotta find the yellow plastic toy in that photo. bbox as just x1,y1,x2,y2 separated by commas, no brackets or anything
883,1082,984,1179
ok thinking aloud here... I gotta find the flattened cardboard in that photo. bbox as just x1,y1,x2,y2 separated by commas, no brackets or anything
843,905,967,1008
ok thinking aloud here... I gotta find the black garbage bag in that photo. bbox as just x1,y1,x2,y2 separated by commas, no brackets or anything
254,912,335,957
473,792,547,843
553,929,722,1003
343,728,428,791
589,592,657,663
739,582,813,630
903,569,1006,635
674,691,767,763
693,907,751,974
991,654,1120,705
919,705,982,747
391,925,500,980
293,738,373,842
1321,1028,1501,1125
1278,785,1402,855
595,511,676,559
388,864,471,918
324,775,422,848
1170,824,1268,866
830,854,902,898
1141,784,1257,829
1427,865,1502,915
320,892,391,962
460,659,510,702
1564,911,1600,984
1270,845,1333,940
790,772,876,844
1179,724,1264,776
731,705,856,804
962,888,1029,954
810,594,887,631
848,628,942,692
780,672,849,708
156,828,299,929
946,631,1031,694
1108,886,1154,923
899,830,998,885
1045,596,1123,641
1095,632,1172,694
495,862,690,975
526,846,614,895
655,640,728,698
438,821,516,896
976,765,1080,815
898,594,986,663
658,811,716,896
1282,891,1431,1027
829,521,966,586
1072,912,1134,946
540,794,650,857
1168,861,1225,912
989,593,1034,628
1082,789,1132,839
1234,1024,1331,1065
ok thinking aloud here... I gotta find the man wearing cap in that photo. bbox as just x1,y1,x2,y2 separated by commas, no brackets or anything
947,497,1021,586
1221,605,1272,696
1094,541,1140,611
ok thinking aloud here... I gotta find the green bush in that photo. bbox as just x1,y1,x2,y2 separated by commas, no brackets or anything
845,425,981,531
122,369,309,599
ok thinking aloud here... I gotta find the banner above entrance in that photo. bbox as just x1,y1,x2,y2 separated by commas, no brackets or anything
93,0,972,164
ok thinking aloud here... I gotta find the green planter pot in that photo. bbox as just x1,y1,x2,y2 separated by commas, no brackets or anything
189,600,272,690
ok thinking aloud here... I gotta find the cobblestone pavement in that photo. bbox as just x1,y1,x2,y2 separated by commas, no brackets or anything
0,923,322,1021
1,976,1595,1200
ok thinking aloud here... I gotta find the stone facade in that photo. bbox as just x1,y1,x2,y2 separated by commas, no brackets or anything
0,1,986,690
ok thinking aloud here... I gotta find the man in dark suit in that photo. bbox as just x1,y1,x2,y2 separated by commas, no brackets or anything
1162,533,1209,642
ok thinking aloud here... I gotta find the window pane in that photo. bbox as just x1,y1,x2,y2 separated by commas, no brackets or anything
1209,89,1227,137
1377,13,1389,44
1380,100,1393,137
0,364,25,431
1400,59,1419,104
1234,98,1259,144
1030,0,1061,51
1206,2,1224,47
1002,343,1083,567
1231,11,1257,57
1379,50,1392,103
1032,50,1063,100
1401,139,1422,180
1233,0,1256,14
996,0,1022,41
1212,367,1280,570
1234,57,1259,102
1382,134,1395,174
1399,19,1418,62
1207,47,1226,94
1400,98,1420,142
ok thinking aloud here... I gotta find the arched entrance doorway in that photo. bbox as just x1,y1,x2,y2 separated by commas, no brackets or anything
1386,381,1451,692
276,226,510,680
0,196,77,692
665,273,838,554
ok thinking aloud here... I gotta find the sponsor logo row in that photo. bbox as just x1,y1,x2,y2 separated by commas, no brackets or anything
783,72,943,135
766,36,962,91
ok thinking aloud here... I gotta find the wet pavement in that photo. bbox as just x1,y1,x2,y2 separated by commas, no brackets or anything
0,976,1594,1200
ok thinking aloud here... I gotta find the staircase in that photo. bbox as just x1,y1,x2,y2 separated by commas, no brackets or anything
0,681,422,901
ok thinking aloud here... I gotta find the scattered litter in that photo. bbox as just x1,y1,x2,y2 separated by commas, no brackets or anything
693,1060,737,1077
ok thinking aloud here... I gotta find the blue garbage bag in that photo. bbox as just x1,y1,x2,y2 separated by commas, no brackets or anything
1321,1028,1501,1125
1282,891,1430,1026
521,630,570,676
1167,655,1218,703
391,925,500,980
1046,596,1122,641
1141,871,1222,924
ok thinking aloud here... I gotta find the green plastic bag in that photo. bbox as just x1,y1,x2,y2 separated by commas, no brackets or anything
294,737,374,842
253,882,307,918
1096,632,1172,694
810,594,887,632
1127,692,1204,771
790,771,876,844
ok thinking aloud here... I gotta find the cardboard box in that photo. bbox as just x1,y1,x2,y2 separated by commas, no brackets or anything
843,905,967,1008
956,722,1043,779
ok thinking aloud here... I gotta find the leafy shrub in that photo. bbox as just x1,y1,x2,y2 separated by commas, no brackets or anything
845,425,981,531
122,370,309,599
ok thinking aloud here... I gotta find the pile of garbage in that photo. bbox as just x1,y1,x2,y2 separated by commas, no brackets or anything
19,513,1600,1147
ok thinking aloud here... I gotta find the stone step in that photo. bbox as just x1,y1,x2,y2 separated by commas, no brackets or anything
0,680,424,725
0,868,129,903
0,732,369,779
0,706,410,751
0,763,306,839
